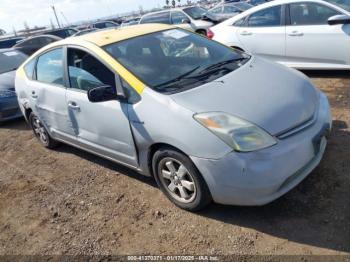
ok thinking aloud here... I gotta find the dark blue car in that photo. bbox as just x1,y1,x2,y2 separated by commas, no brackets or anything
0,49,27,122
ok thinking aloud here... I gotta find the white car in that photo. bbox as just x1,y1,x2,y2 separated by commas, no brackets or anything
210,0,350,69
139,6,214,34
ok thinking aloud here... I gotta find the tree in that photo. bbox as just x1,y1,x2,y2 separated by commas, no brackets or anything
166,0,169,6
177,0,181,6
172,0,176,7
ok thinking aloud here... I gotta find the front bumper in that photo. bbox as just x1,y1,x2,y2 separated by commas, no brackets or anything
191,92,332,206
0,97,22,122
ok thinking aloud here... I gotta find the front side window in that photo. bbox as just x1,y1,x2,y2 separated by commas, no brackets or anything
0,50,27,74
289,2,341,25
140,12,171,24
36,48,64,86
248,6,282,27
104,29,249,94
67,48,115,91
171,11,189,24
183,6,207,20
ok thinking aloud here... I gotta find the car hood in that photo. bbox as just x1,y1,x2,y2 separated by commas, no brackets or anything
171,57,319,136
0,70,16,91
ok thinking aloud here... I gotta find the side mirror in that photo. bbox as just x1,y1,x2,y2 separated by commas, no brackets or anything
182,18,191,24
87,85,118,103
328,14,350,25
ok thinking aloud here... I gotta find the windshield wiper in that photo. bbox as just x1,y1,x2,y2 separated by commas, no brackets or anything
153,66,201,89
200,57,248,73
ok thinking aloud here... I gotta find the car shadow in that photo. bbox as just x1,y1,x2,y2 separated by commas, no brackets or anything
55,143,157,189
0,117,29,131
302,70,350,79
196,120,350,253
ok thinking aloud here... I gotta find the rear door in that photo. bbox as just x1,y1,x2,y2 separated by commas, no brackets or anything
30,47,75,138
285,2,350,68
236,5,286,62
64,47,138,167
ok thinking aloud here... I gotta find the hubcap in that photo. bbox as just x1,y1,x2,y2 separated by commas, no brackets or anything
158,158,196,203
32,116,48,145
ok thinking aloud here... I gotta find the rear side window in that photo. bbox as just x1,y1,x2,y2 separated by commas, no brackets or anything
67,48,116,92
36,48,64,86
247,6,282,27
24,59,36,79
289,2,340,25
140,12,171,24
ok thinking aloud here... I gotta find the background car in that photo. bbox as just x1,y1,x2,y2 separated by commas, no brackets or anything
43,28,78,38
208,2,254,22
92,20,120,29
139,7,215,34
0,37,24,49
0,49,27,122
72,28,99,37
210,0,350,69
120,18,140,28
13,35,62,56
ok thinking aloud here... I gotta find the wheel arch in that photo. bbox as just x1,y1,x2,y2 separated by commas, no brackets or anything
147,142,189,178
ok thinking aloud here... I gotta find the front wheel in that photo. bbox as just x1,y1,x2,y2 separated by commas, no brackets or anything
152,147,212,211
29,112,59,149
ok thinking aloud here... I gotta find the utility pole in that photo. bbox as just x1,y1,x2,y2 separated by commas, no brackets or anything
51,5,61,28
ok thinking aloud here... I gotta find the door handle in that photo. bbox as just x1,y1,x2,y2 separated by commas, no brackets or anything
240,31,252,36
68,102,80,111
31,91,38,99
288,31,304,36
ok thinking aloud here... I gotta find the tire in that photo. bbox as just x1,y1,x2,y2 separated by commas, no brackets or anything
29,112,59,149
152,147,212,211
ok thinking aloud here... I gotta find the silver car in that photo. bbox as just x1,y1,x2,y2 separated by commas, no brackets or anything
15,24,332,211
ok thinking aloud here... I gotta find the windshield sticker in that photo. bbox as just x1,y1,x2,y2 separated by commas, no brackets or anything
3,51,18,57
163,29,189,39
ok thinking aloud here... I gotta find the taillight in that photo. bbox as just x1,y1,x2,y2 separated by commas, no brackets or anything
207,28,214,39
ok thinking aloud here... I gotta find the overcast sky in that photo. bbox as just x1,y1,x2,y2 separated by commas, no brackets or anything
0,0,167,32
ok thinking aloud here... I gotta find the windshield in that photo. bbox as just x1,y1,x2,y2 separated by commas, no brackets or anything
104,29,249,94
0,50,27,74
183,6,207,20
324,0,350,11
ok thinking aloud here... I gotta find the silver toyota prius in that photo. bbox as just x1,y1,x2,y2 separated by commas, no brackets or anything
15,24,332,211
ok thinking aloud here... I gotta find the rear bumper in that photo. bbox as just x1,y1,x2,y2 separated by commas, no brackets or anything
191,92,332,206
0,97,22,122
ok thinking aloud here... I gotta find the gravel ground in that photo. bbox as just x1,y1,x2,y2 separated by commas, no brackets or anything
0,71,349,256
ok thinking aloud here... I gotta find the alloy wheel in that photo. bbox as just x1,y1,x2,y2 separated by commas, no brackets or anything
158,157,197,203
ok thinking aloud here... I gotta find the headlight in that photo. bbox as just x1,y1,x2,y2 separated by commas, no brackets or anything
194,112,277,152
0,90,16,98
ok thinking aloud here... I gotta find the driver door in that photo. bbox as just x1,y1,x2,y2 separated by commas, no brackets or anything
65,47,138,167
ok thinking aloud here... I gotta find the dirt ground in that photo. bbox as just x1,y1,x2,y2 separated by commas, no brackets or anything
0,71,349,256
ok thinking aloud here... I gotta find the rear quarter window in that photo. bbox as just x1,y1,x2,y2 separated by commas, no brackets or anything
24,59,36,79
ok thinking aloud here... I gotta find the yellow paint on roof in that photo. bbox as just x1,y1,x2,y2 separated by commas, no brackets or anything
18,24,176,95
78,24,175,46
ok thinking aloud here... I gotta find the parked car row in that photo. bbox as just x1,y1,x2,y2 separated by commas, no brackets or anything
209,0,350,69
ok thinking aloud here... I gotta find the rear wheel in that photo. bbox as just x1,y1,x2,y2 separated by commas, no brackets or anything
29,112,59,149
152,147,212,211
